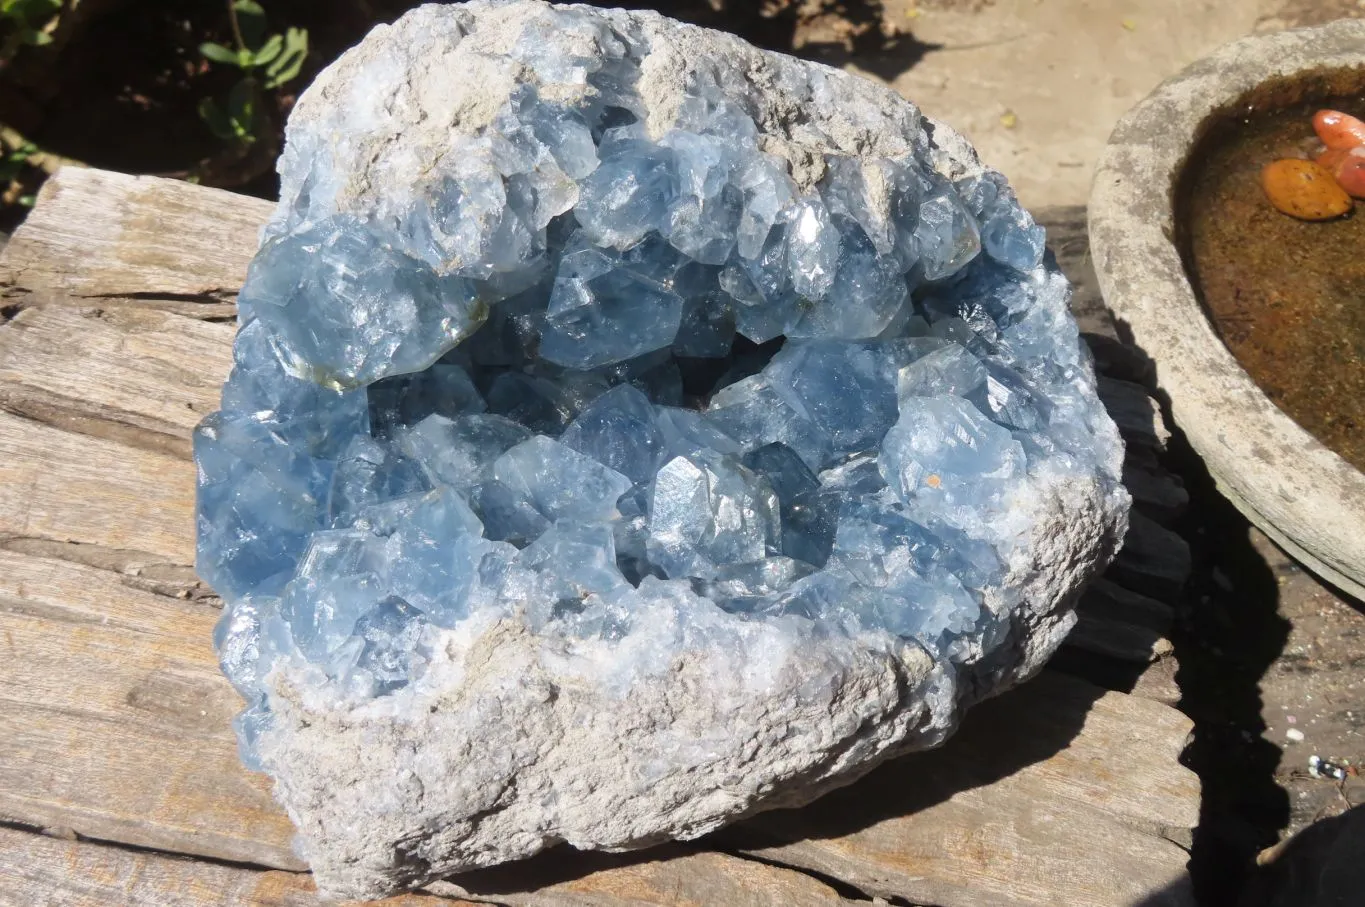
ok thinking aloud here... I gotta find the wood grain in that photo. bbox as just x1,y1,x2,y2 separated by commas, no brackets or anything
0,548,301,870
1070,578,1175,663
731,672,1198,907
0,827,471,907
1111,510,1195,602
0,304,233,455
0,168,1202,906
437,845,860,907
0,167,269,316
0,410,196,563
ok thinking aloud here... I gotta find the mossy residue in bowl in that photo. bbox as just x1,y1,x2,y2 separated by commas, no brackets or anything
1181,87,1365,473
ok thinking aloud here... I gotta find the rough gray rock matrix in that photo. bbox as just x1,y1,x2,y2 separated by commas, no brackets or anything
200,1,1130,897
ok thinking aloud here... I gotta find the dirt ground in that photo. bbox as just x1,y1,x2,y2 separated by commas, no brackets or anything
795,0,1365,209
1259,532,1365,832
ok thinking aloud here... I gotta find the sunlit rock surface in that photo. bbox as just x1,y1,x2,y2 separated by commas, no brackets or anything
195,1,1129,897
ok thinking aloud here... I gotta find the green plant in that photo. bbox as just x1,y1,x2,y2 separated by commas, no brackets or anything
0,0,61,63
198,0,307,145
0,140,39,206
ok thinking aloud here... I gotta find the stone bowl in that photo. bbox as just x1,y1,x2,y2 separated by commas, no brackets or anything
1089,19,1365,602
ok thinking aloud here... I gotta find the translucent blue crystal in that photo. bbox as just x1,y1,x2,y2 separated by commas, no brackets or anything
765,340,900,457
648,449,780,579
706,375,833,472
914,183,981,281
241,216,488,388
742,443,837,567
368,361,486,437
199,4,1124,770
493,435,633,524
560,385,664,485
540,243,684,368
879,394,1027,521
519,521,627,601
575,141,678,249
400,414,532,489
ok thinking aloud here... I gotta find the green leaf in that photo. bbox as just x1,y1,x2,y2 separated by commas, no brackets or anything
17,193,35,207
233,0,267,50
199,41,240,65
227,79,258,137
19,26,50,46
197,97,238,141
250,32,283,66
4,0,58,23
263,26,307,89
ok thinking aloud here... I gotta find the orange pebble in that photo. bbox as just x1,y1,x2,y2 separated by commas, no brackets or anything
1316,146,1365,199
1335,150,1365,199
1316,147,1349,170
1261,159,1352,220
1313,109,1365,150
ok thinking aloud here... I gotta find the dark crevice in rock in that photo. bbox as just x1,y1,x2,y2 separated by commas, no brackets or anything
0,298,27,323
6,293,238,321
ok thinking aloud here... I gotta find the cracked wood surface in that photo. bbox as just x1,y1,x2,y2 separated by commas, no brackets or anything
0,168,1198,906
0,826,476,907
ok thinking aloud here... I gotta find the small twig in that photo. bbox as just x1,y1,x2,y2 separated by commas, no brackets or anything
226,0,246,53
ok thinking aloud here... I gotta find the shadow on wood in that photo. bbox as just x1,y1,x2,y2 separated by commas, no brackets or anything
1107,317,1292,904
0,169,1201,907
1240,804,1365,907
450,673,1198,907
448,676,1103,901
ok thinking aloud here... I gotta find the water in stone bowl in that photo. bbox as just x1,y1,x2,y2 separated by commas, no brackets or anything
1180,78,1365,473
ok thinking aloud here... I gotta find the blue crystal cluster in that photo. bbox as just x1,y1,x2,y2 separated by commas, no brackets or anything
197,7,1118,764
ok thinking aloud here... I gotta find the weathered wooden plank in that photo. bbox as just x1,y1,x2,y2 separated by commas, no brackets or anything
0,534,1198,901
0,546,869,902
0,410,195,563
436,846,859,907
1092,371,1191,525
1069,611,1173,665
1130,652,1183,707
1070,578,1175,663
0,548,301,869
1081,578,1175,634
1036,205,1117,339
0,826,471,907
0,304,233,449
1124,459,1190,525
1098,376,1171,452
729,671,1198,907
0,168,269,313
1110,510,1194,602
0,166,1201,904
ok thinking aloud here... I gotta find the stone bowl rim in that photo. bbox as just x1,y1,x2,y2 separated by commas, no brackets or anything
1088,18,1365,602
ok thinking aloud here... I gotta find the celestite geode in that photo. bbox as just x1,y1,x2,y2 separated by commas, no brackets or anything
194,1,1129,897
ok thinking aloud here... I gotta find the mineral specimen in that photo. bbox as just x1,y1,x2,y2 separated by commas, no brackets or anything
195,1,1129,897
